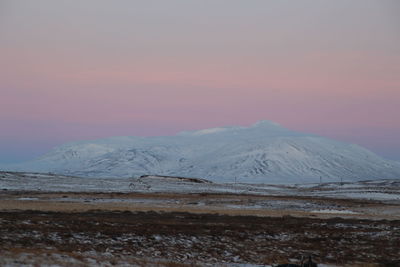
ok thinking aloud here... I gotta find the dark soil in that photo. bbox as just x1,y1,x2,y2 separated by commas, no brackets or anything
0,210,399,266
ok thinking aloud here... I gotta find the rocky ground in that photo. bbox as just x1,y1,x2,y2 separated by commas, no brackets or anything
1,172,400,266
1,210,399,267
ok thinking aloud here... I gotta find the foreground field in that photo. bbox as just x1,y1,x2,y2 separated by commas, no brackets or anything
1,210,399,266
1,172,400,266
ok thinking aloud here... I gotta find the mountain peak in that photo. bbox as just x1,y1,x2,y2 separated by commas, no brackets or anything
178,120,285,137
252,120,281,128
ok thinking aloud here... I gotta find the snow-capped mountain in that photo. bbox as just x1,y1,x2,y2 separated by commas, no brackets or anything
3,121,400,183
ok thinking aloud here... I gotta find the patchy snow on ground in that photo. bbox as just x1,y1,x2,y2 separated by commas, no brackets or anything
1,171,399,266
310,209,359,214
1,172,400,204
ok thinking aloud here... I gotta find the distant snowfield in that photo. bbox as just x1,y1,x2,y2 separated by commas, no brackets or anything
1,172,400,203
2,120,400,184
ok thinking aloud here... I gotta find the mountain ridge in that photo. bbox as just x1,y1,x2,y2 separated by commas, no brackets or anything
2,121,400,183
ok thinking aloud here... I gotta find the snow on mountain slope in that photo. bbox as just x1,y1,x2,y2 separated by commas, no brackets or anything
3,121,400,183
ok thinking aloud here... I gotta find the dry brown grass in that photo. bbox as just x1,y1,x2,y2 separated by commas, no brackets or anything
1,191,399,220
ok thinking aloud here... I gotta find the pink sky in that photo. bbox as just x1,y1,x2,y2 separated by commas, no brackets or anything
1,0,399,162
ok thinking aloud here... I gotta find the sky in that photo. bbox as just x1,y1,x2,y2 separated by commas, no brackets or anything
1,0,399,163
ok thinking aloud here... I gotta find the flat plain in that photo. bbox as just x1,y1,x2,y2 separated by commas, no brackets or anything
1,172,399,266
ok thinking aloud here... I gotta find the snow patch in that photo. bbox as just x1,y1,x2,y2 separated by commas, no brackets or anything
311,209,359,214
